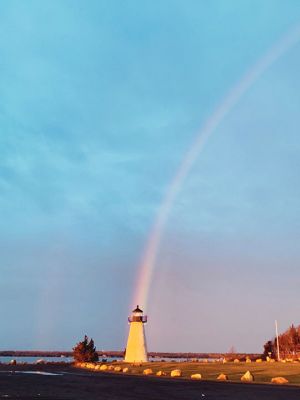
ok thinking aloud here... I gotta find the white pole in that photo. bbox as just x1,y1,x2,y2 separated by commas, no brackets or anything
275,320,280,361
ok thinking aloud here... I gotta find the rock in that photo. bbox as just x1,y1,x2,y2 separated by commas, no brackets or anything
255,358,262,363
241,371,254,382
95,365,101,370
143,368,153,375
156,371,166,376
114,366,122,372
99,364,108,371
36,359,45,364
246,358,251,363
233,359,240,363
191,373,202,380
217,373,228,381
222,358,227,364
271,377,289,384
122,367,129,373
108,365,114,370
170,369,182,377
10,359,17,365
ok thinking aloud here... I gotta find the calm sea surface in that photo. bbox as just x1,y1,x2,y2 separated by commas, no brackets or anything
0,356,74,363
0,356,124,363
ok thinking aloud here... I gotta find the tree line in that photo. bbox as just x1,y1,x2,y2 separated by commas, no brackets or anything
264,324,300,359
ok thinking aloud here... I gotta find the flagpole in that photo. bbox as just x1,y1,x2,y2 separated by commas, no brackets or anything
275,320,280,361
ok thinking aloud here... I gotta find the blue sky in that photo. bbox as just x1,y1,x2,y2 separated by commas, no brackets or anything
1,0,300,352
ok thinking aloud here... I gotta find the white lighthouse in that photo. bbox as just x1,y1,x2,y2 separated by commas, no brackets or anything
124,305,148,363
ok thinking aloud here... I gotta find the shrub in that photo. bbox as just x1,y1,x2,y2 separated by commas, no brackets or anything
73,335,99,363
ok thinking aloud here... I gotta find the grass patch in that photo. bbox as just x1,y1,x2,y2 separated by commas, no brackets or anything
97,361,300,385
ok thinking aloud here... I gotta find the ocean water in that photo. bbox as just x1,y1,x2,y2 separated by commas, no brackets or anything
0,356,73,364
0,356,219,364
0,356,122,364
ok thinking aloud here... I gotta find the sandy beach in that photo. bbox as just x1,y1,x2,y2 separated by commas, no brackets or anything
1,364,300,400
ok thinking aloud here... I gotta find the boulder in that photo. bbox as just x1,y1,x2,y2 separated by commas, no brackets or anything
191,373,202,380
255,358,262,363
271,377,289,384
100,364,108,371
114,366,122,372
143,368,153,375
217,373,228,381
246,358,251,363
122,367,129,373
10,359,17,365
170,369,182,377
156,371,167,376
241,371,254,382
36,359,45,364
233,359,240,363
108,365,114,370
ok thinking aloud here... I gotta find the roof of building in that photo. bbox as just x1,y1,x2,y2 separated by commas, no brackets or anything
133,305,143,313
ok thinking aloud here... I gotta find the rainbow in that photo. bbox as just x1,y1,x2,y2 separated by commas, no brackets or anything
133,24,300,311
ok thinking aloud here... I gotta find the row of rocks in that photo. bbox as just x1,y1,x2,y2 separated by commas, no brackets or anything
144,368,182,377
139,368,289,384
239,371,289,384
230,357,299,364
232,358,275,363
75,363,289,384
76,363,127,372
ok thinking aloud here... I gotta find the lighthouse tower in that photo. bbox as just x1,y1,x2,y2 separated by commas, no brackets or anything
124,305,148,363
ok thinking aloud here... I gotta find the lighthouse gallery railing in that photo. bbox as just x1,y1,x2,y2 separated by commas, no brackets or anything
128,316,148,323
